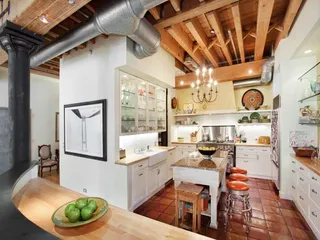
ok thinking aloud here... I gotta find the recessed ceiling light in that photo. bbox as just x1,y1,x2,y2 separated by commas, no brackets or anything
180,81,184,86
39,15,49,24
68,0,76,4
304,49,312,54
210,30,215,34
248,69,253,74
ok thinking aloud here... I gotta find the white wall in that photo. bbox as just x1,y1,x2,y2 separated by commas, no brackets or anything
0,67,59,160
120,133,158,155
275,0,320,199
60,35,175,210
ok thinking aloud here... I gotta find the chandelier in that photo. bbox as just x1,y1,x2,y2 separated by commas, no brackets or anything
191,67,218,103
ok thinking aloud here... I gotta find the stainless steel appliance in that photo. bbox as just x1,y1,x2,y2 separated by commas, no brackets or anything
271,108,280,190
119,148,126,159
199,125,236,172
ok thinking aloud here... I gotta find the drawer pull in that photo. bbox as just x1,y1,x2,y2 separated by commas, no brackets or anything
244,154,248,157
292,170,295,173
312,177,318,181
244,160,248,163
299,177,304,182
300,167,304,170
139,173,143,176
138,164,143,167
292,161,295,164
312,212,318,218
312,189,318,194
299,196,304,201
292,186,295,190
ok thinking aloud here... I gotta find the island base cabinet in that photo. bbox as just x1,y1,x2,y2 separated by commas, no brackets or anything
132,168,147,207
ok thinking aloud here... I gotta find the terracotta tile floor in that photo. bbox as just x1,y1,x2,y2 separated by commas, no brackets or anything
134,178,317,240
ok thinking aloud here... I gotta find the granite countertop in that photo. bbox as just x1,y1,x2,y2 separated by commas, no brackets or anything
0,161,56,239
172,151,228,171
171,141,197,145
116,146,177,166
235,143,271,147
291,154,320,176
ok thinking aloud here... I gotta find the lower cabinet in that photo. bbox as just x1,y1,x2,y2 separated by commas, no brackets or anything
132,168,147,207
148,161,167,195
290,157,320,239
166,150,175,182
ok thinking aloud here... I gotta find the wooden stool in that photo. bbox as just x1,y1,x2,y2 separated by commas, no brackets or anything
226,181,252,233
229,173,249,182
175,183,203,233
230,167,247,175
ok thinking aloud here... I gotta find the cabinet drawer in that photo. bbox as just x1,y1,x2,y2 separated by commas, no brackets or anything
132,160,148,172
259,147,271,153
298,163,309,178
310,182,320,208
298,172,309,195
310,171,320,184
297,188,309,215
237,152,257,159
309,200,320,233
236,147,256,152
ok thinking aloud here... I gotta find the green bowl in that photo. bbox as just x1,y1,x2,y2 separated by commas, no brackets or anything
51,197,108,228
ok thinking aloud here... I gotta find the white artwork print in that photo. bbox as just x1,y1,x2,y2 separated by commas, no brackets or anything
65,103,104,158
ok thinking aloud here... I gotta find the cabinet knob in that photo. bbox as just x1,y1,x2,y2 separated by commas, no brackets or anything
300,167,304,170
299,177,304,182
139,173,143,176
292,161,295,164
292,186,295,189
312,211,318,218
292,170,295,173
312,177,318,181
139,164,143,167
244,160,248,163
312,189,318,194
299,196,304,201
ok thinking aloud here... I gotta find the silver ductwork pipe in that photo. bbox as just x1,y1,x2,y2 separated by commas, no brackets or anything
30,0,166,68
233,79,263,89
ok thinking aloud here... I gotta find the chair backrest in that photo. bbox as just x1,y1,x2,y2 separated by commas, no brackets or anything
38,145,52,160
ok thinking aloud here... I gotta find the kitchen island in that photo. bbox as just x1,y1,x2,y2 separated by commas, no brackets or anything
172,151,228,229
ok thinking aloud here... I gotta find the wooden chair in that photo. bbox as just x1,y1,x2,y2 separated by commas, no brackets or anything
38,145,59,177
175,183,203,233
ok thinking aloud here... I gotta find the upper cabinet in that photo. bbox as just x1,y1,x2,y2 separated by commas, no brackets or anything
120,71,167,135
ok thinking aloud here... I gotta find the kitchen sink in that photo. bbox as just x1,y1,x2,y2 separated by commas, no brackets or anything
135,148,168,166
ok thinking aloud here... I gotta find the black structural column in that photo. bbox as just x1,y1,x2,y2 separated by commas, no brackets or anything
0,21,42,165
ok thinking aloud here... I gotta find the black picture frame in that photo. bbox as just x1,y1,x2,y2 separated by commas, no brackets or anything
64,99,107,161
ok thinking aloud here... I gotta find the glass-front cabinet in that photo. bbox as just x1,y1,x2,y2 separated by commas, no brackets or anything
120,71,167,135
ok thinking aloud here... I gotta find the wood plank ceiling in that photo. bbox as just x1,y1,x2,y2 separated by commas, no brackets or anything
10,0,303,79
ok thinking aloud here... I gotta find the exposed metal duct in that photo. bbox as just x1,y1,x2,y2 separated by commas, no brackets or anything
261,57,274,83
30,0,166,68
233,78,263,89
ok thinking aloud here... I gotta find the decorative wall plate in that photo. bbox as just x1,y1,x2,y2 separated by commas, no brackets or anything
171,97,177,109
242,89,264,110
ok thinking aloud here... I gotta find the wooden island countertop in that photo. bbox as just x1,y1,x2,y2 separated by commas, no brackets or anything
13,178,211,240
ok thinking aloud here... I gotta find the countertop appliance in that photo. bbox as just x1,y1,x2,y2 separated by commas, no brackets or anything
119,149,126,159
199,125,236,172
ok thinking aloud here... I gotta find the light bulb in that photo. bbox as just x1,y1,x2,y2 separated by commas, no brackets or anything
39,15,49,24
209,78,213,83
214,80,218,86
196,86,199,90
202,66,207,74
208,68,213,74
180,80,184,86
207,83,212,88
196,79,200,85
196,69,200,76
191,82,195,88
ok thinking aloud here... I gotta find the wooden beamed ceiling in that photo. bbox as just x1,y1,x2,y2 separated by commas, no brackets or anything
146,0,304,79
2,0,303,79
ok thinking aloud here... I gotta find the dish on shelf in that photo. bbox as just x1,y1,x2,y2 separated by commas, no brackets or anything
250,112,261,120
242,89,264,110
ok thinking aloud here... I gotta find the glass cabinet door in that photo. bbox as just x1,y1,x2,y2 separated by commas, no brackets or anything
137,80,147,132
148,84,157,131
121,73,137,134
156,87,166,131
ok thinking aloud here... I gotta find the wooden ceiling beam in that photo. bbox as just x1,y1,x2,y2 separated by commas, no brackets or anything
231,3,245,63
170,0,182,12
167,23,205,66
185,18,220,68
85,4,95,14
206,11,233,65
275,0,303,49
175,59,267,88
149,6,161,20
154,0,238,30
254,0,275,60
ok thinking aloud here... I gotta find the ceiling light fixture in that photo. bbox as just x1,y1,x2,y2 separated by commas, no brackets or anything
68,0,76,4
210,30,215,34
39,15,49,24
304,49,312,54
248,69,253,74
180,80,184,86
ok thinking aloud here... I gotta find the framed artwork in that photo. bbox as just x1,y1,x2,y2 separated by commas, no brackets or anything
64,99,107,161
241,89,264,110
55,112,59,142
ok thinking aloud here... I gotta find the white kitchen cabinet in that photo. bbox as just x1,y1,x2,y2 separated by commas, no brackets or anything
147,161,167,195
158,162,167,186
132,168,147,206
290,157,320,239
167,150,175,181
236,146,271,179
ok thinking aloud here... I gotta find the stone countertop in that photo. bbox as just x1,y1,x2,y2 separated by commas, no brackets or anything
0,161,56,239
115,146,177,166
235,143,271,147
13,178,211,240
171,141,197,145
291,154,320,176
172,151,228,171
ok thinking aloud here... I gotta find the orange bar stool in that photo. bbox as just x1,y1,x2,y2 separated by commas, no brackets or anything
226,181,252,233
229,173,249,182
230,167,247,175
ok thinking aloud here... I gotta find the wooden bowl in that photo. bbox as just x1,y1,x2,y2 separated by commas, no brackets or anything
292,147,314,158
51,197,108,228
